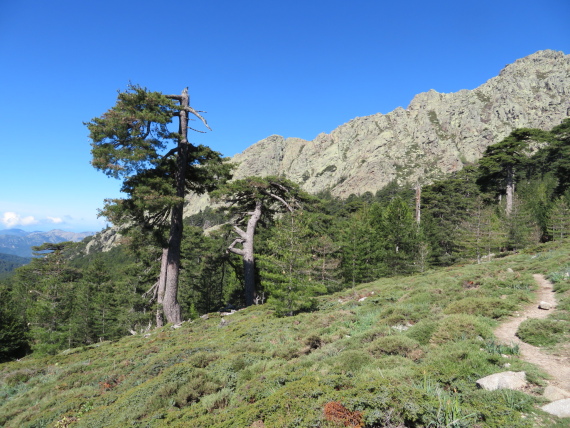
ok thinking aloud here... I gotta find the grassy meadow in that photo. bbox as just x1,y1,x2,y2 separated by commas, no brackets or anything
1,241,570,428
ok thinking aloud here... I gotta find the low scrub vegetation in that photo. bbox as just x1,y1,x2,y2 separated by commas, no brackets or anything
1,240,570,427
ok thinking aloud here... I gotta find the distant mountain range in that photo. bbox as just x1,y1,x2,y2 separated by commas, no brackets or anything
0,229,95,258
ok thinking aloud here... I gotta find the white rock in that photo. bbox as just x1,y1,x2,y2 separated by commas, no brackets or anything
541,398,570,418
543,385,570,402
476,371,527,391
538,301,552,310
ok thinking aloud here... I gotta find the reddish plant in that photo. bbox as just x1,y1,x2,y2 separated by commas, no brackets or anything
323,401,363,427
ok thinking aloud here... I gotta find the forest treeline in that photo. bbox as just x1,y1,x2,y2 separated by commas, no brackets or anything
1,118,569,361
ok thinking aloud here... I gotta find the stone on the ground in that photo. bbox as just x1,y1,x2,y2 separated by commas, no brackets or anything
538,301,552,310
476,371,527,391
544,385,570,401
541,398,570,418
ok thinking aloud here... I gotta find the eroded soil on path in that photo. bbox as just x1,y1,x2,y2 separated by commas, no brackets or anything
494,274,570,391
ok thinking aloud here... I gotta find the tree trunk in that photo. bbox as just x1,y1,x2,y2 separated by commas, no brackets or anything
161,88,190,325
415,185,421,225
505,167,515,217
155,248,168,327
243,200,262,306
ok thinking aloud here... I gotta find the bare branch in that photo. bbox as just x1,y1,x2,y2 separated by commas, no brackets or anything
233,225,247,240
261,190,294,212
185,106,212,131
187,126,207,134
227,238,245,256
142,282,159,302
161,147,179,160
269,181,290,193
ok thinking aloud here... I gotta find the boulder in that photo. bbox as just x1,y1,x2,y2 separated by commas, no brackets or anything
538,301,552,310
541,398,570,418
476,371,527,391
543,385,570,402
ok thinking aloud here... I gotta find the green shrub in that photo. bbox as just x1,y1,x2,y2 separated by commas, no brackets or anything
421,341,499,391
517,318,569,347
332,350,373,373
3,369,38,387
557,296,570,311
463,389,536,428
548,267,570,292
430,314,492,344
368,335,422,359
200,387,232,412
405,319,438,345
444,297,516,319
187,351,219,368
483,339,519,356
356,325,391,343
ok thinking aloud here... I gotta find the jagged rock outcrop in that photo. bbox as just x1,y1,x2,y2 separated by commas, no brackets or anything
83,227,123,254
185,49,570,216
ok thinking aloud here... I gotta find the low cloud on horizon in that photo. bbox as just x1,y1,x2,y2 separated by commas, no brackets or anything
1,211,39,228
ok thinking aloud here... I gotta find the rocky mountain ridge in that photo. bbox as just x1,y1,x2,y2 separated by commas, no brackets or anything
0,229,94,257
185,49,570,215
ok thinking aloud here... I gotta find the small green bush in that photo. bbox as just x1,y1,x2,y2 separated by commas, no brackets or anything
430,314,492,344
463,389,536,428
200,387,232,412
356,325,391,343
517,318,569,347
332,350,373,373
548,267,570,292
557,296,570,311
483,339,519,356
368,335,421,359
405,319,438,345
444,297,516,319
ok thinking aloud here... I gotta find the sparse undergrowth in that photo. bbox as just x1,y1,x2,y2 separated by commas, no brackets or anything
1,241,570,427
516,265,570,348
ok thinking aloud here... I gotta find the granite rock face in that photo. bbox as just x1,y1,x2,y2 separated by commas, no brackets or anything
185,50,570,215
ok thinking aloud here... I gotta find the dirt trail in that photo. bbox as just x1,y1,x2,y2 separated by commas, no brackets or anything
494,274,570,391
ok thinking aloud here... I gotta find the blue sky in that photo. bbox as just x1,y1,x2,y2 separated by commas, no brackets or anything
1,0,568,232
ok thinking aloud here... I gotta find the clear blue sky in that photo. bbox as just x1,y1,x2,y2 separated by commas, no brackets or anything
1,0,568,232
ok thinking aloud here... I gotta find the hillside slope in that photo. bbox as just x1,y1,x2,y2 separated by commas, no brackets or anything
2,241,569,427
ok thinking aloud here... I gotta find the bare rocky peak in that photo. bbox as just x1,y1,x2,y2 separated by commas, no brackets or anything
186,51,567,217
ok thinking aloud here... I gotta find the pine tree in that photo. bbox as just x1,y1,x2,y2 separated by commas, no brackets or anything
341,204,384,287
179,226,237,315
460,197,503,263
502,194,541,251
477,128,545,216
379,196,419,275
11,243,80,354
422,166,482,265
258,212,325,316
86,84,231,325
212,176,309,306
0,283,30,362
548,196,570,241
